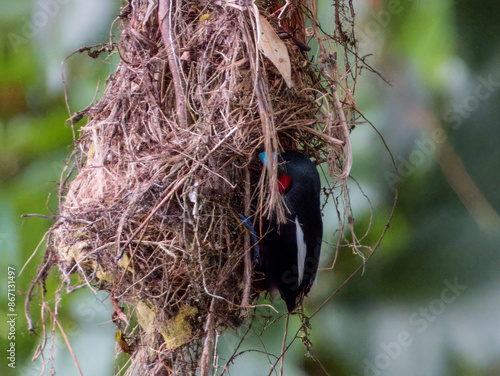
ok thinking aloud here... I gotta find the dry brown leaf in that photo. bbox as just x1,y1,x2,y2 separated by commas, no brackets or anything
257,15,294,88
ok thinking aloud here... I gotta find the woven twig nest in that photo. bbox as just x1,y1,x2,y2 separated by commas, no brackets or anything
28,0,363,374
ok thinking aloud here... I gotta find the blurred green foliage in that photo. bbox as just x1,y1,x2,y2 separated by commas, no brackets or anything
1,1,119,375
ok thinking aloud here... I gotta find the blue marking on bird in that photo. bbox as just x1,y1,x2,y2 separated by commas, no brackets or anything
258,151,270,166
239,214,261,262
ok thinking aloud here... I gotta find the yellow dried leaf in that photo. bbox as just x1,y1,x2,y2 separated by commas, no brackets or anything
115,329,132,354
159,306,198,350
136,301,157,336
118,253,134,274
199,13,211,22
136,301,197,350
96,265,114,283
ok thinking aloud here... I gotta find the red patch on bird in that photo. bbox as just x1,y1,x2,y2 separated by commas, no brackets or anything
278,174,292,194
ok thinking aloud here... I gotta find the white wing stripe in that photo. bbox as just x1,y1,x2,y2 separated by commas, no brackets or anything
295,216,306,285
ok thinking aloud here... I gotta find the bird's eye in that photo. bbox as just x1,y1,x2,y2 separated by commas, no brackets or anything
278,174,292,194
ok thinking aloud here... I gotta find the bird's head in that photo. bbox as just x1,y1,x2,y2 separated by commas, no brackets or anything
259,152,292,194
259,151,319,196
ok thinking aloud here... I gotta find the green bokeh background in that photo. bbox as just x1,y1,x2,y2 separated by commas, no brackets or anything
1,0,499,375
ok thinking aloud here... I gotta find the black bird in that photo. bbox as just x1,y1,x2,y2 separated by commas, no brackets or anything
257,150,323,312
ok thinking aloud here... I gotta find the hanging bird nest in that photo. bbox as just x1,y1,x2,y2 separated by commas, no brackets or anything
26,0,367,374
